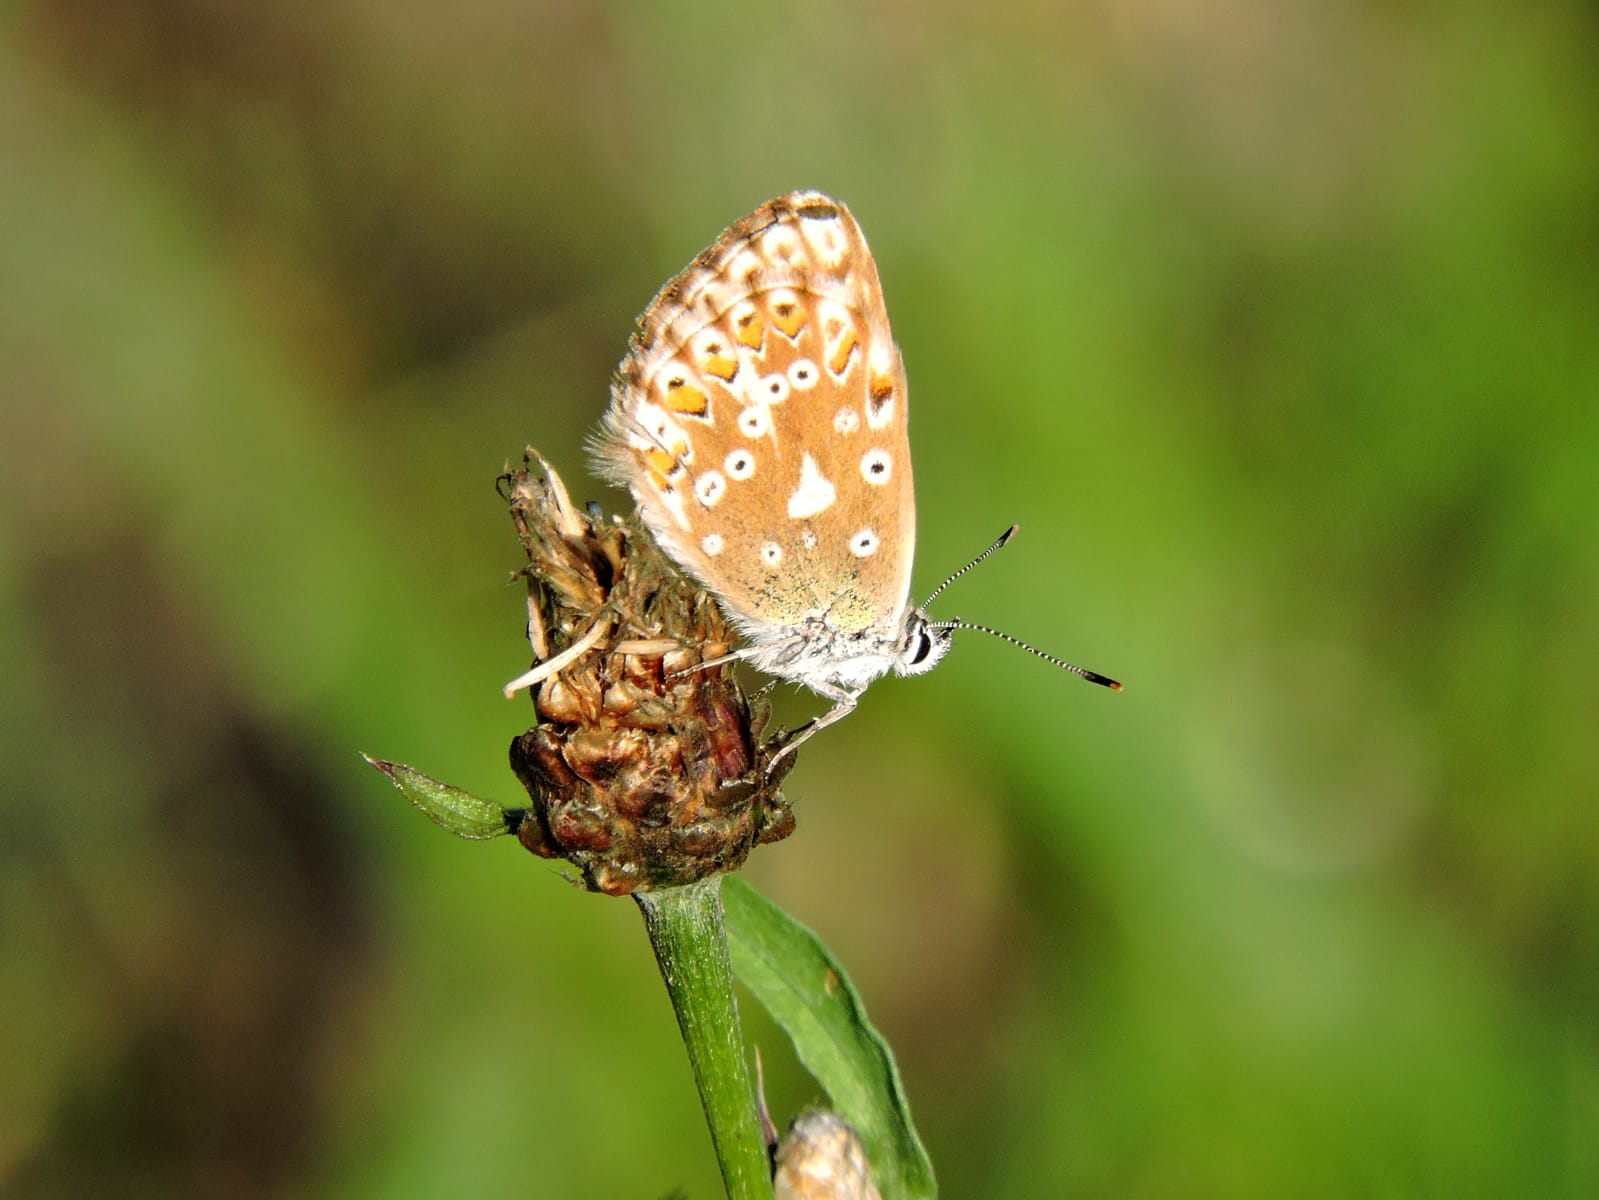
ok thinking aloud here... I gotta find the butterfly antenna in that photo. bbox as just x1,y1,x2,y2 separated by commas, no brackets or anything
921,525,1019,608
928,619,1123,691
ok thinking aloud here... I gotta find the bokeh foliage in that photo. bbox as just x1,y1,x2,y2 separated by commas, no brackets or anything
2,1,1597,1196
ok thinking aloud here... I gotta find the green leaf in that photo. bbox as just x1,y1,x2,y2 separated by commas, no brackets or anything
723,876,936,1200
362,754,513,840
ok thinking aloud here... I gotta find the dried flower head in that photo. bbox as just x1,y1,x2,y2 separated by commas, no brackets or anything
500,452,795,895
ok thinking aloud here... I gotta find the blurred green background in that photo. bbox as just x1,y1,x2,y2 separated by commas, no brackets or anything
3,1,1597,1196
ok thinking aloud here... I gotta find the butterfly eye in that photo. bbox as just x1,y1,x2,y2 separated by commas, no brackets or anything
897,624,950,677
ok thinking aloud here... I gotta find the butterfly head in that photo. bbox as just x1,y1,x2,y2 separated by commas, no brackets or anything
894,607,953,678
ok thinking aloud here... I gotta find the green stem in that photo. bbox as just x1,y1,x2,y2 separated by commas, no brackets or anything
635,876,773,1200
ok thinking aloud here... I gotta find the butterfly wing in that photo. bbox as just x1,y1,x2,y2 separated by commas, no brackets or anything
596,192,916,640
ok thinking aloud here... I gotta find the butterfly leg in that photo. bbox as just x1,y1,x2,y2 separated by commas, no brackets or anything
665,644,761,681
766,683,860,771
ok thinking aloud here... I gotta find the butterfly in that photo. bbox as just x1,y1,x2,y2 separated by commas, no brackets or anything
592,191,1118,760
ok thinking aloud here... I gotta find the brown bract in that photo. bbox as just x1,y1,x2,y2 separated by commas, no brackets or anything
500,453,795,896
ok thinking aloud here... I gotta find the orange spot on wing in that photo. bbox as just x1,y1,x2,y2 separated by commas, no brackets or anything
646,447,678,477
770,299,806,338
869,374,894,400
664,383,709,415
703,354,739,381
734,312,765,349
828,331,858,375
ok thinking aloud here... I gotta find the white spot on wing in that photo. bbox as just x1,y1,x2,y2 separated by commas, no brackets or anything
636,401,676,444
693,329,730,360
799,218,847,268
760,227,802,266
701,533,724,556
695,277,735,319
861,448,893,484
695,471,727,507
849,528,880,558
757,373,790,404
725,450,756,480
760,542,783,567
787,453,837,519
661,488,690,530
738,407,771,438
727,251,763,284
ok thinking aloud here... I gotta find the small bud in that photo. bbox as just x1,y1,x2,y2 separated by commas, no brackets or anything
774,1109,882,1200
500,453,795,895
